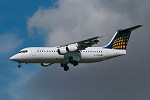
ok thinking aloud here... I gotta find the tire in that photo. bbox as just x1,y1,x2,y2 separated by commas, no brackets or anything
18,64,22,68
72,61,78,66
64,66,69,71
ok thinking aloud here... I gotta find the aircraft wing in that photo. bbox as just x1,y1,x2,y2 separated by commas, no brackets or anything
60,36,103,50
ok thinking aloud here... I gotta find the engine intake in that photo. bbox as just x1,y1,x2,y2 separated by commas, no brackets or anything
58,47,68,55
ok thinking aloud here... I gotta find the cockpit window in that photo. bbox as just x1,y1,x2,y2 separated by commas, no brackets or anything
18,50,28,53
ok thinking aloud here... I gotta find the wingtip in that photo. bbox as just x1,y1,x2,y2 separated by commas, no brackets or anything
98,36,104,38
136,25,143,28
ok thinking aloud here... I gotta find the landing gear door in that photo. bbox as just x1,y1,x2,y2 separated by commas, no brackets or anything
70,52,81,62
31,48,36,56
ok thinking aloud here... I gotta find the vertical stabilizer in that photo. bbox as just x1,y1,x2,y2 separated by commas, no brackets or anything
104,25,142,50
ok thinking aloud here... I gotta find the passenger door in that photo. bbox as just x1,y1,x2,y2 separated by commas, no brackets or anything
31,48,36,56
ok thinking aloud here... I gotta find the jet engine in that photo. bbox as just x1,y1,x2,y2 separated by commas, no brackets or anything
66,45,78,52
58,47,68,55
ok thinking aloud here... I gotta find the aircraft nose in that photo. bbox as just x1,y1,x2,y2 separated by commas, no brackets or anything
10,56,14,61
10,54,22,62
10,55,17,61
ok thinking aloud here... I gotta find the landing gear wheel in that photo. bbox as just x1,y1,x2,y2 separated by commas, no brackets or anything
18,64,22,68
64,66,69,71
72,60,78,66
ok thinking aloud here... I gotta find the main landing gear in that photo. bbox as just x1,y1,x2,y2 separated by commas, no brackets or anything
61,62,78,71
64,66,69,71
61,57,79,71
71,60,78,66
61,64,69,71
18,63,22,68
69,57,79,66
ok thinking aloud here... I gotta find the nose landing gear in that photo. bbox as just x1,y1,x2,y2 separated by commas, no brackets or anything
18,63,22,68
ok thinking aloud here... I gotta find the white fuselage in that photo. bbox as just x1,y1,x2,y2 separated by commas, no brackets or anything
10,47,126,64
9,25,142,71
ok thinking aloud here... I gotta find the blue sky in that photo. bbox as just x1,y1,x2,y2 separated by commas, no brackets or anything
0,0,56,100
0,0,51,46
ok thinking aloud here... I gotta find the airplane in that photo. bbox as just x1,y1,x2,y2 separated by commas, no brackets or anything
10,25,142,71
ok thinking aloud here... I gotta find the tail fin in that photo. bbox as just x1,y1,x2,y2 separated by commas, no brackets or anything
104,25,142,50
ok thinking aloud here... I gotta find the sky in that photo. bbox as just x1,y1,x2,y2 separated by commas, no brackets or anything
0,0,150,100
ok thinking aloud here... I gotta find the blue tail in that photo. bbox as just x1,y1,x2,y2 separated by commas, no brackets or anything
105,25,142,50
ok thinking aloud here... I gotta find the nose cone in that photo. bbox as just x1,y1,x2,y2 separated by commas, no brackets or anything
10,54,22,62
10,56,15,61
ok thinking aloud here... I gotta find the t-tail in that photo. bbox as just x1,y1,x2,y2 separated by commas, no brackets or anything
104,25,142,50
